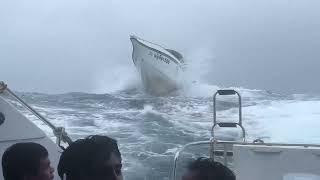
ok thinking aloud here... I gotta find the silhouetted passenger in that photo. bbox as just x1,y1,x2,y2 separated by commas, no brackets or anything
2,142,54,180
58,135,122,180
182,157,235,180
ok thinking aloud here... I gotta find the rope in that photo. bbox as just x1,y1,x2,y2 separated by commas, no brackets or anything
0,82,72,147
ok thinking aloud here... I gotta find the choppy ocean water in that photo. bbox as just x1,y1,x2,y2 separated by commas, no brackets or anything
7,84,320,180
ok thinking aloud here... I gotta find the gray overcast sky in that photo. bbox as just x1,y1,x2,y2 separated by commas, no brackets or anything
0,0,319,94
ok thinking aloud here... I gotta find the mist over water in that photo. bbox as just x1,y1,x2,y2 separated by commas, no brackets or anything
93,63,141,94
1,0,319,93
1,1,320,179
6,52,320,179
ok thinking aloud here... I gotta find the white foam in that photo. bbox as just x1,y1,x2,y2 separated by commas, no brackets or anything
180,81,219,97
141,104,155,114
243,99,320,143
93,63,141,93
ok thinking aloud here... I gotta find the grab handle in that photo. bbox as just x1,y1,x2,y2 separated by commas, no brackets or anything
217,90,236,95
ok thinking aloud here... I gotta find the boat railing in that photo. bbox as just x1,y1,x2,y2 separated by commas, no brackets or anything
212,90,245,142
0,81,72,149
172,89,244,180
171,89,320,180
131,35,169,52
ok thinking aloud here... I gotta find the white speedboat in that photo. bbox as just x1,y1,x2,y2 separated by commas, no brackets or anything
130,35,184,95
1,82,320,180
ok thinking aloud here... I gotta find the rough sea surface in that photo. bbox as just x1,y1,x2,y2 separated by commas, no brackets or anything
7,84,320,180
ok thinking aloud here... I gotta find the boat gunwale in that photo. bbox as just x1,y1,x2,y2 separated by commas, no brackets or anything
130,37,182,66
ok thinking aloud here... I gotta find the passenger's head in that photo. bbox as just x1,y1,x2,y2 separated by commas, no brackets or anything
2,142,54,180
182,158,235,180
58,135,122,180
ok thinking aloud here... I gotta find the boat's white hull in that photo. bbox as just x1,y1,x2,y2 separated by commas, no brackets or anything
130,36,183,95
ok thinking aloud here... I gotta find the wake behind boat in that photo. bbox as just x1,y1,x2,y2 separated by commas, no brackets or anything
130,35,184,95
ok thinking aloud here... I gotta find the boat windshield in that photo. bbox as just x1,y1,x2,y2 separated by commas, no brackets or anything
166,49,184,63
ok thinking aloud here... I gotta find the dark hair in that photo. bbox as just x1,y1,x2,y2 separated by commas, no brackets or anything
2,142,49,180
187,157,235,180
58,135,121,180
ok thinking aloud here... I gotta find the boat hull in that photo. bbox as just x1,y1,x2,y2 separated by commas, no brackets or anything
130,36,182,95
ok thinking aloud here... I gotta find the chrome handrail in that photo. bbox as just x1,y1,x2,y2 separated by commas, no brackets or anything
172,89,245,180
212,89,245,142
171,89,320,180
171,141,210,180
211,90,246,163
